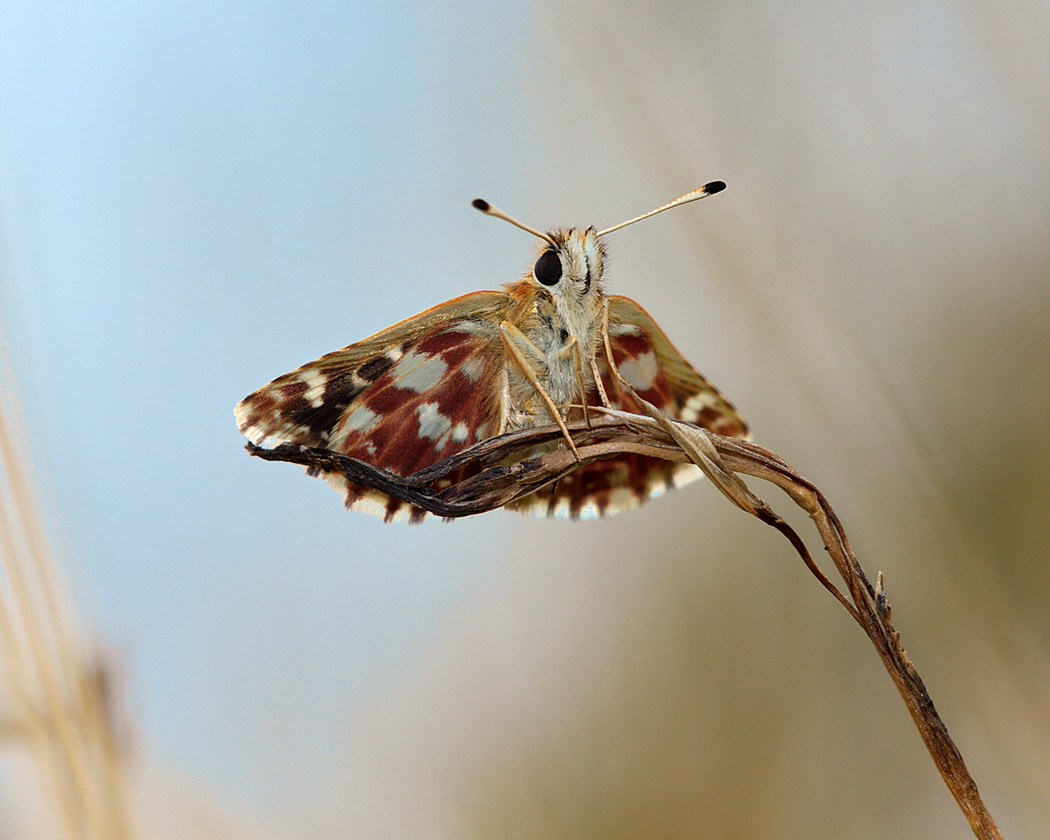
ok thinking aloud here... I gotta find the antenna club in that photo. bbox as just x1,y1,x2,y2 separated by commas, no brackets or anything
596,181,725,237
473,198,557,246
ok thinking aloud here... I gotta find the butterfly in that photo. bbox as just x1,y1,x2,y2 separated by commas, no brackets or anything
235,182,748,522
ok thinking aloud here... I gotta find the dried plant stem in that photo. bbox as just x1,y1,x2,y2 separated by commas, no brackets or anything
685,430,1002,840
250,410,1003,839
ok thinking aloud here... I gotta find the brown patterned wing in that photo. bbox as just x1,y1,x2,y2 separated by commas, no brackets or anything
235,291,511,522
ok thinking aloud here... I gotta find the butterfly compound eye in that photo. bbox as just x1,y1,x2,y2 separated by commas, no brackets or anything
534,250,562,286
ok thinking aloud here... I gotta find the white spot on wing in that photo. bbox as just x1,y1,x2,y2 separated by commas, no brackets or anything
576,498,603,520
606,486,639,512
416,402,452,441
679,390,719,423
670,462,703,488
452,320,492,336
347,487,418,522
618,350,658,390
550,496,572,518
459,355,486,382
300,369,328,408
451,422,469,442
342,405,379,433
608,322,642,337
391,349,448,393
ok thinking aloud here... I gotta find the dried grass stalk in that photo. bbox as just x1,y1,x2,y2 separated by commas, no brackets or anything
249,404,1003,839
0,391,132,840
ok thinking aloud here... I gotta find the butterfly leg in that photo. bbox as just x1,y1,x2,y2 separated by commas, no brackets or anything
596,299,632,407
499,322,582,462
589,356,610,407
585,303,612,409
599,301,655,414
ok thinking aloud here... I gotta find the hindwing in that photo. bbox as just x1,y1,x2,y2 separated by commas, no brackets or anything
506,295,749,519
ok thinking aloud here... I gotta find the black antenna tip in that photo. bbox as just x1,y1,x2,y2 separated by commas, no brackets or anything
703,180,727,195
472,198,490,212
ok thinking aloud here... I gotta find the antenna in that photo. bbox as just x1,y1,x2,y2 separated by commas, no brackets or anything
472,198,557,248
597,180,726,237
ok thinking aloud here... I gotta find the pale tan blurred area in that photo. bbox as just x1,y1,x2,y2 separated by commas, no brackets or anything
4,1,1050,837
319,2,1050,838
0,386,280,837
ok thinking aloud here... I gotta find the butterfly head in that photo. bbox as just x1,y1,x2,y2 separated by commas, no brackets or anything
473,181,726,315
531,227,607,304
474,182,724,291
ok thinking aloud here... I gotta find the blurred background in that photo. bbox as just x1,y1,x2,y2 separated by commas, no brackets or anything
1,0,1048,837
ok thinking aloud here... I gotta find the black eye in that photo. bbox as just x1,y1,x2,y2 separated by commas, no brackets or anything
533,250,562,286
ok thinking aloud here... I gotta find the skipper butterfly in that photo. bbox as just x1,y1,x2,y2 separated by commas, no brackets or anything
235,182,748,522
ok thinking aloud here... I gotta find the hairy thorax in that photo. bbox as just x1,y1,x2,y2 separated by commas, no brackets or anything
501,270,606,431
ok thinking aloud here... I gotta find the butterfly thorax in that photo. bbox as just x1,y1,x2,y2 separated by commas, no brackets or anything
502,227,607,429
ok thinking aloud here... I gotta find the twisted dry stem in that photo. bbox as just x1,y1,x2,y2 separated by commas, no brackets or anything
247,411,1002,840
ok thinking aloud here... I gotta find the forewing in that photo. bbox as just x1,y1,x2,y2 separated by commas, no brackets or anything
236,291,510,521
509,295,749,520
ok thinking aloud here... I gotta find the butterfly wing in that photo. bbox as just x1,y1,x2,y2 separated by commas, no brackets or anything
236,291,511,522
600,296,749,436
508,295,749,519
